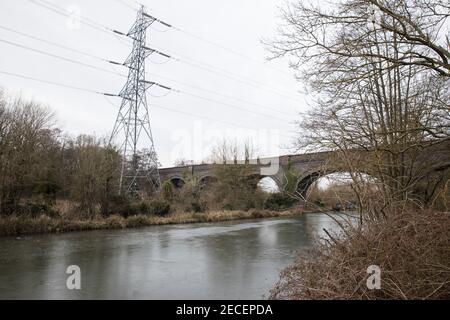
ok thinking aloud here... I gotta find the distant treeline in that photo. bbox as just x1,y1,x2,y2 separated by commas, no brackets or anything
0,90,121,218
0,91,302,221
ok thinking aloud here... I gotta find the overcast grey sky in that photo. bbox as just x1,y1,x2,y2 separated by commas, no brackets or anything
0,0,308,167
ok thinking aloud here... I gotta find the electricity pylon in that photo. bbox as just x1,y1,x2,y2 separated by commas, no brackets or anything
110,6,171,196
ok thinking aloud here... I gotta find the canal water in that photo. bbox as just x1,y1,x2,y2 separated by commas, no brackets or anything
0,213,344,300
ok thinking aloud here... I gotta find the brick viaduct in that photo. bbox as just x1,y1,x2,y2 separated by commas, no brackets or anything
159,151,337,196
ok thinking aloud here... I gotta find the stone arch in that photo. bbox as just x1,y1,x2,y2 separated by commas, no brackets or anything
257,176,282,193
297,171,324,198
296,170,375,206
169,176,185,189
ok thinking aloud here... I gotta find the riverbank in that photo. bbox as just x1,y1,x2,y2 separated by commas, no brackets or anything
270,210,450,300
0,209,303,237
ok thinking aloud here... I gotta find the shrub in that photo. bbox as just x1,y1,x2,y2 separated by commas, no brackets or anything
212,164,263,211
222,203,234,211
138,201,150,214
144,200,171,217
105,215,126,229
161,180,175,201
18,202,60,219
264,193,297,211
33,181,60,206
191,202,202,213
107,195,135,217
243,198,258,211
270,211,450,300
126,215,150,228
191,200,207,213
192,212,207,222
251,210,266,219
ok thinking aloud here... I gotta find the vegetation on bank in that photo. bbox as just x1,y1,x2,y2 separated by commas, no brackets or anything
0,91,301,231
267,0,450,299
270,211,450,300
0,209,302,237
0,100,307,236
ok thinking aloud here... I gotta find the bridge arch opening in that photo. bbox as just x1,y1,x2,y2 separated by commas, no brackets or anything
257,177,281,194
298,172,376,211
169,177,185,189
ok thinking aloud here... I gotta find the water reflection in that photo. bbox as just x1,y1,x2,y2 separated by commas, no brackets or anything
0,213,344,300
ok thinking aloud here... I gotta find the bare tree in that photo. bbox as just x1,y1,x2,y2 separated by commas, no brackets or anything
173,158,195,167
70,135,120,218
268,0,450,78
208,139,257,164
207,139,265,210
268,0,450,216
0,93,56,215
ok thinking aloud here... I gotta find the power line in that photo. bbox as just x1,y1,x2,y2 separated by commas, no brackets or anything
172,55,300,102
0,37,126,78
27,0,117,38
149,105,295,140
105,96,260,132
0,68,293,138
147,71,295,117
115,31,302,102
118,0,296,79
112,30,298,101
0,69,105,95
0,23,296,117
174,27,294,78
105,97,294,139
0,34,293,122
0,68,267,133
33,0,113,32
153,103,253,129
108,14,296,99
175,90,290,123
30,0,302,103
112,0,137,12
0,24,108,63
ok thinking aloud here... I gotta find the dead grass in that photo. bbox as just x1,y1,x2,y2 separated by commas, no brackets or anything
270,211,450,300
0,209,302,237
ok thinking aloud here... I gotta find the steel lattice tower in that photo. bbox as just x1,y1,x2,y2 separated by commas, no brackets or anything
110,6,164,195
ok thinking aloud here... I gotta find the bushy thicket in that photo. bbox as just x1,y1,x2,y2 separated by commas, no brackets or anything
211,164,267,211
267,0,450,300
271,211,450,300
0,92,120,219
139,199,171,217
0,92,300,223
264,193,297,211
162,164,288,214
305,182,360,211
